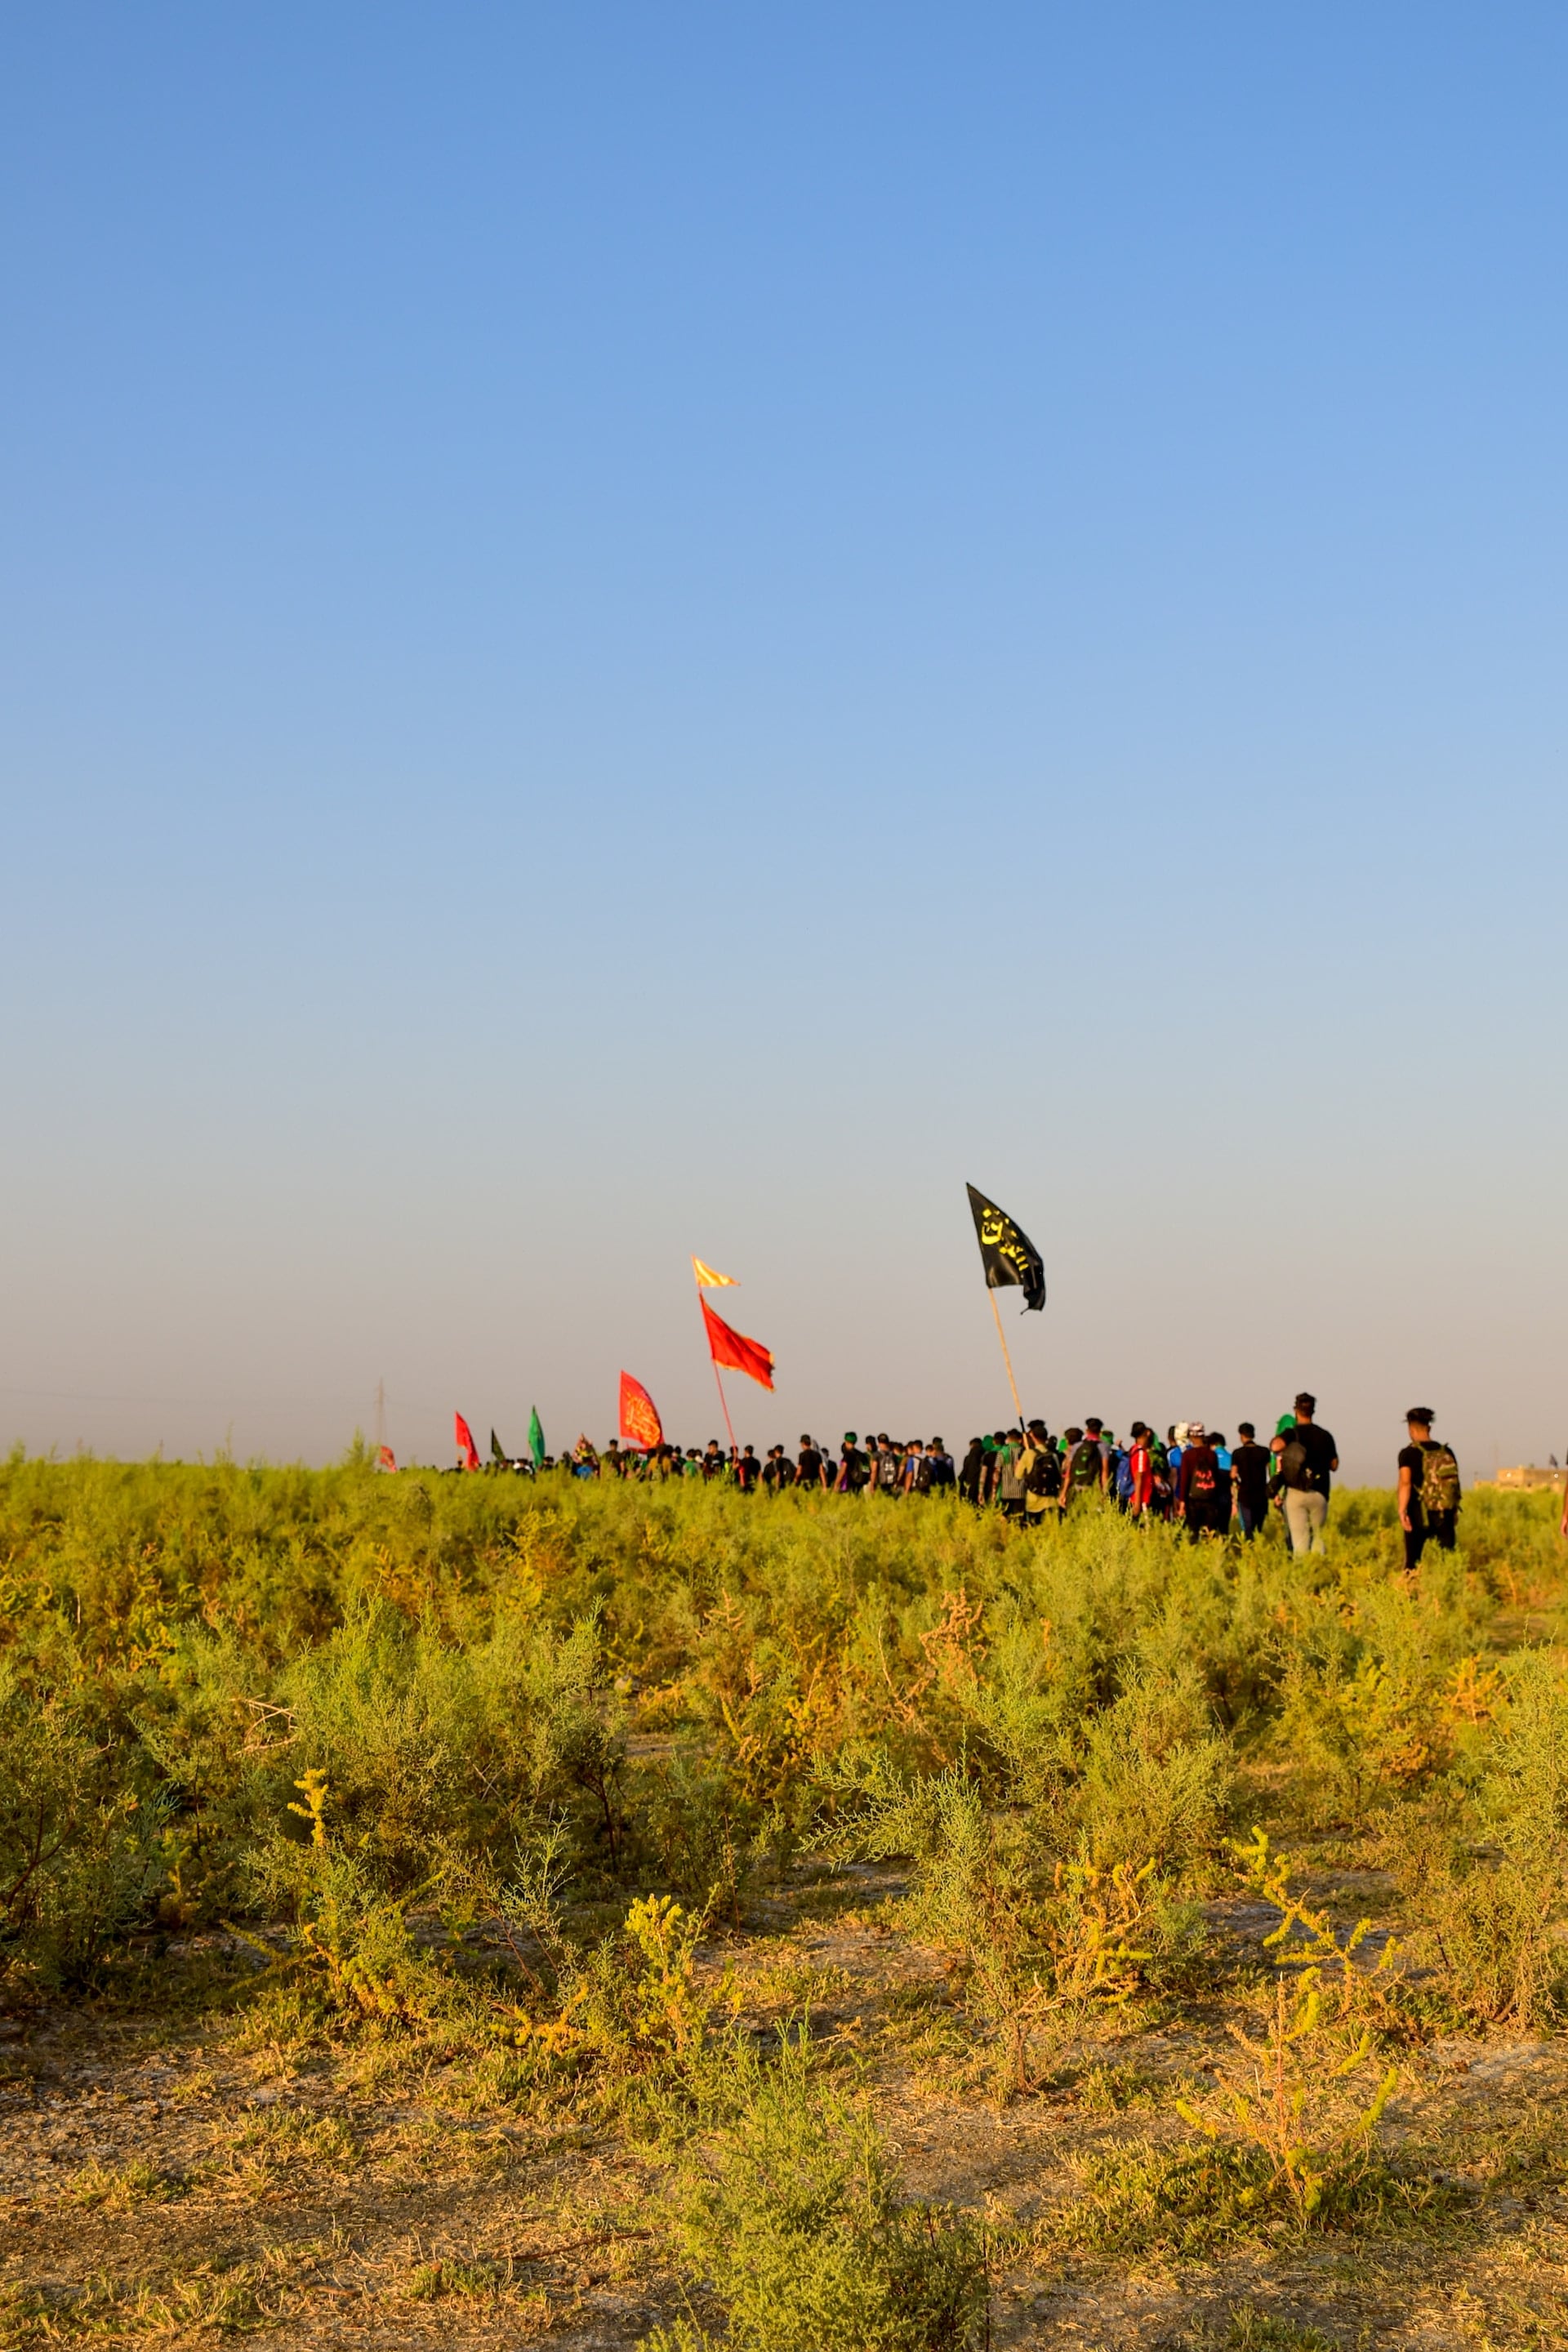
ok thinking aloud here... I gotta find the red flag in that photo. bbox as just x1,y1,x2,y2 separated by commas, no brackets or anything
454,1412,481,1471
376,1445,398,1472
619,1371,664,1451
701,1296,775,1391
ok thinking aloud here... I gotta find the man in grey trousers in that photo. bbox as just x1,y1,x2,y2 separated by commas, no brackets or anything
1271,1391,1339,1554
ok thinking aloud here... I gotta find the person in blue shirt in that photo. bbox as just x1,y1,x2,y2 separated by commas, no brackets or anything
1209,1432,1234,1536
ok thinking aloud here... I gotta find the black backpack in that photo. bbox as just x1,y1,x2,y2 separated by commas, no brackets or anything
1280,1437,1312,1490
1069,1441,1101,1490
1026,1446,1062,1499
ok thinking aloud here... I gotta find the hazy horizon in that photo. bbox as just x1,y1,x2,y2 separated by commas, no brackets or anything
4,4,1566,1491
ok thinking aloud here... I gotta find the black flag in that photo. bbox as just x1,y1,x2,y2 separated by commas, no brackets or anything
966,1183,1045,1312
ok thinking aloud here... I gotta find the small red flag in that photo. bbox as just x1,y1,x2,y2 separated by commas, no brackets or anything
701,1296,775,1391
619,1371,664,1451
377,1445,398,1472
454,1412,481,1472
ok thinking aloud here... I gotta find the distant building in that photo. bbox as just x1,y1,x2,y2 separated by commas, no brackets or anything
1486,1465,1566,1492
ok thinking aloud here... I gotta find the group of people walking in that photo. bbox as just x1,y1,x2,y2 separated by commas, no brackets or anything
538,1396,1462,1565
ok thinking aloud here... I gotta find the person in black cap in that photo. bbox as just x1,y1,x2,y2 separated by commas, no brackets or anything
1271,1392,1338,1553
1397,1409,1461,1570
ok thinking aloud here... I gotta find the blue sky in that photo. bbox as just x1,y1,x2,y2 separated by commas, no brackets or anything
2,3,1566,1479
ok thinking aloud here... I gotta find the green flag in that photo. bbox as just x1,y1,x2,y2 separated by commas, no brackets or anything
528,1407,546,1468
490,1428,507,1466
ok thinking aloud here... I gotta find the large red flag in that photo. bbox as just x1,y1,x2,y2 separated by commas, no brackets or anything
454,1412,481,1472
701,1296,775,1391
619,1371,664,1451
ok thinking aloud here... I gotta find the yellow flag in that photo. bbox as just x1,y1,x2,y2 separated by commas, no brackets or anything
692,1256,737,1288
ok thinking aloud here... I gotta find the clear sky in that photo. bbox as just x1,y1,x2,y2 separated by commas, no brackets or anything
3,4,1566,1482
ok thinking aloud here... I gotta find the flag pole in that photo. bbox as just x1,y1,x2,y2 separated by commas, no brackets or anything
988,1288,1025,1427
696,1273,741,1458
710,1356,739,1458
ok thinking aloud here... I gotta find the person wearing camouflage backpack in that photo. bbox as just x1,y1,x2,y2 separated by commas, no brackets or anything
1396,1407,1462,1569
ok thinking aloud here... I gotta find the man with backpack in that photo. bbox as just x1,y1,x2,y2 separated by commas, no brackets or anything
1061,1424,1105,1509
993,1430,1027,1519
1019,1420,1062,1526
1397,1408,1461,1569
836,1434,870,1493
1270,1392,1339,1554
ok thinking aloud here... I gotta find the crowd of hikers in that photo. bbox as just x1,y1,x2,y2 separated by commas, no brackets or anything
520,1394,1463,1566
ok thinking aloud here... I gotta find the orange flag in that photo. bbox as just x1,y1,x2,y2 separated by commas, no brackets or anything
701,1296,775,1391
619,1371,664,1451
376,1445,398,1472
454,1412,481,1472
692,1256,737,1288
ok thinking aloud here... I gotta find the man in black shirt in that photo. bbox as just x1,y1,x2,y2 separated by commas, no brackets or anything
735,1445,760,1494
1397,1408,1461,1570
1271,1392,1339,1554
795,1436,827,1490
1232,1423,1272,1540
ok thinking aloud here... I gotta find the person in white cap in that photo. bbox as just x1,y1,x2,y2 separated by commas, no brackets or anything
1178,1422,1226,1539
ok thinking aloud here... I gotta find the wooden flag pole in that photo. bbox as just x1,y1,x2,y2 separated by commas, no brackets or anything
989,1288,1025,1427
696,1278,741,1458
710,1358,739,1458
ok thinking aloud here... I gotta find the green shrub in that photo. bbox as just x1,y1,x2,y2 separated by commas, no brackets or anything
247,1766,460,2029
643,2033,988,2352
0,1665,165,1992
1071,1666,1233,1879
1384,1652,1568,2025
823,1757,1200,2096
1052,2128,1426,2260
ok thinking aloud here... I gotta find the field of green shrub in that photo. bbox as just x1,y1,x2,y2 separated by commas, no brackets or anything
2,1452,1566,2348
